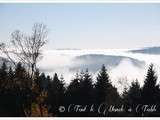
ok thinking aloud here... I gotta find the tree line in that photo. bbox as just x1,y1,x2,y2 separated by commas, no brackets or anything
0,62,160,117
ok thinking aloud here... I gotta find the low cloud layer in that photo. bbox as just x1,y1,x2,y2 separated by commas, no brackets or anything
35,49,160,93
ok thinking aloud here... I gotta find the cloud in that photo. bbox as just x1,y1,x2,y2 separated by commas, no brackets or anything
34,49,160,93
109,58,146,93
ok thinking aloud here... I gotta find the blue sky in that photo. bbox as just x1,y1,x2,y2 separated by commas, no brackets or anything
0,3,160,49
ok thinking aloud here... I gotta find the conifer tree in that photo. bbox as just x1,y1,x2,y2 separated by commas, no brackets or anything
122,80,142,116
95,64,111,103
47,73,65,115
95,65,120,106
141,64,160,104
14,62,28,89
127,80,141,105
80,69,94,104
66,73,81,104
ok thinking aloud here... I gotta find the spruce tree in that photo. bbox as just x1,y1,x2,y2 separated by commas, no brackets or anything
66,73,81,104
95,65,120,106
95,64,111,103
14,62,32,116
128,80,141,105
141,64,159,104
0,62,28,116
123,80,142,116
80,69,94,104
14,62,28,89
47,73,65,115
40,75,50,91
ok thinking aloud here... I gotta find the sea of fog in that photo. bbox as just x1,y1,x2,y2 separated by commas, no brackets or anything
37,49,160,93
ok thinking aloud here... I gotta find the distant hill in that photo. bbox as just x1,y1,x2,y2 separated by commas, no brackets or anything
129,46,160,54
0,51,146,75
69,54,145,72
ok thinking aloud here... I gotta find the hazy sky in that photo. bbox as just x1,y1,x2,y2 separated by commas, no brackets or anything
1,3,160,49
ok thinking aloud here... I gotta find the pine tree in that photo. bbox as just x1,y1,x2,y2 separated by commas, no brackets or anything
80,69,94,104
40,74,50,91
95,65,120,106
128,80,141,105
13,62,33,116
0,62,28,116
47,73,65,115
66,73,81,104
95,64,111,103
33,70,49,95
59,75,66,95
123,80,142,116
14,62,28,89
141,64,159,104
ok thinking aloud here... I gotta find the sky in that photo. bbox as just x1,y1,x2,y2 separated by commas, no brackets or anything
1,3,160,49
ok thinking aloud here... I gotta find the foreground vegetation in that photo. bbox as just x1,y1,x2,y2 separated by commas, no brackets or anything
0,62,160,117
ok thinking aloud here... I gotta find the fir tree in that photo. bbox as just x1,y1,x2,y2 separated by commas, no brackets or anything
141,64,160,104
66,73,81,104
47,73,65,115
128,80,141,105
95,64,111,103
80,69,94,104
123,80,142,116
95,65,120,105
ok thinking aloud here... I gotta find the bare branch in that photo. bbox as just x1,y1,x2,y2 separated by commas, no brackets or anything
0,23,48,81
0,43,16,66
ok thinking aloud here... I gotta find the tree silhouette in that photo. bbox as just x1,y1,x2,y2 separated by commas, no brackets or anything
95,65,120,116
79,69,94,105
123,80,141,116
141,64,159,104
47,73,65,116
128,80,141,105
66,73,81,104
95,64,111,104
